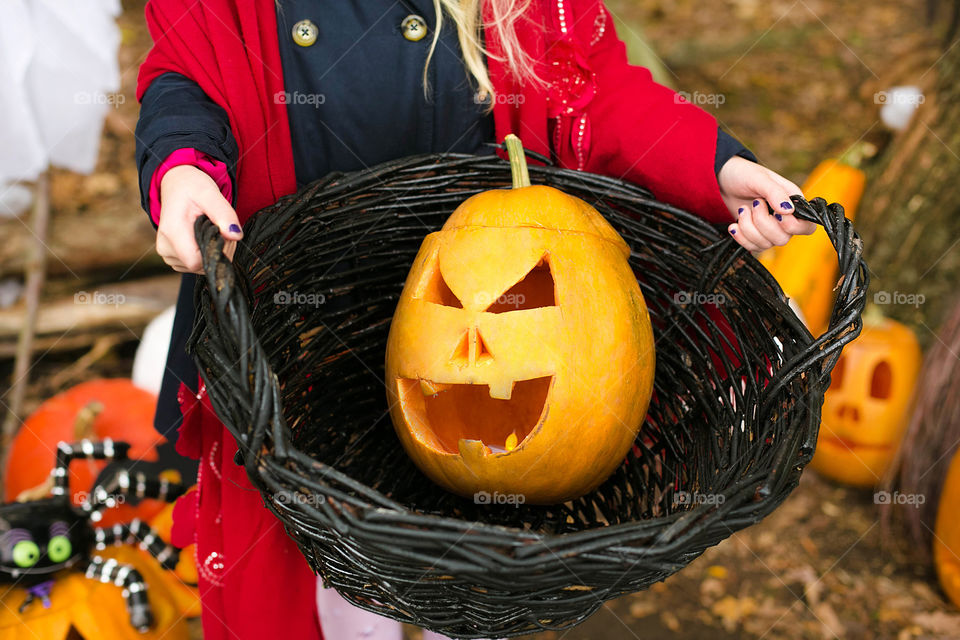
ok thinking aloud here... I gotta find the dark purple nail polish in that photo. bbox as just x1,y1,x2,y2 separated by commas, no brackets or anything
229,224,241,233
780,201,793,210
775,213,783,222
729,228,736,235
753,200,760,207
738,207,744,215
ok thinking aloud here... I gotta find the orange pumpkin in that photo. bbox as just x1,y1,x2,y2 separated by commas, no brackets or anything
758,156,866,335
810,313,922,486
934,447,960,608
4,379,165,527
0,545,190,640
385,135,655,504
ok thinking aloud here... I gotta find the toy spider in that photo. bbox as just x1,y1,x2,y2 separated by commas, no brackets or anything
0,438,187,632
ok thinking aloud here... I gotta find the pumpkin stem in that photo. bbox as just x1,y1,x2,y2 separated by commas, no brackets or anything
73,401,103,440
505,134,531,189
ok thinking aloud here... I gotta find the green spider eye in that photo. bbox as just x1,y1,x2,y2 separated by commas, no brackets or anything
12,541,40,568
46,536,72,563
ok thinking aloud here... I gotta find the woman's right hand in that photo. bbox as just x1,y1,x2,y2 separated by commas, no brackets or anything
156,164,242,273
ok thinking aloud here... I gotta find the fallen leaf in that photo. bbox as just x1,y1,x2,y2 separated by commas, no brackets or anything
660,610,680,632
711,595,758,632
707,565,729,580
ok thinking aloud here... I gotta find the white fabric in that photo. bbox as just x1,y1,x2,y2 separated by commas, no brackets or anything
316,583,496,639
0,0,120,184
132,305,176,395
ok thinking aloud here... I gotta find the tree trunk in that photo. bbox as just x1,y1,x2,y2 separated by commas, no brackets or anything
857,23,960,341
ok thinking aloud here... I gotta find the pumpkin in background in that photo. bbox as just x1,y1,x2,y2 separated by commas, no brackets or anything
810,312,921,486
385,135,655,504
758,154,866,336
0,544,190,640
934,447,960,608
4,379,165,527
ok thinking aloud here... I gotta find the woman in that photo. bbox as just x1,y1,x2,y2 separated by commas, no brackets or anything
135,1,814,637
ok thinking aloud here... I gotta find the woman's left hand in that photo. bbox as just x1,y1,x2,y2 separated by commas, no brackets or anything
717,156,817,252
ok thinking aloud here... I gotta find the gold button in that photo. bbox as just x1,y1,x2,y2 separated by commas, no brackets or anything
401,15,428,42
292,19,318,47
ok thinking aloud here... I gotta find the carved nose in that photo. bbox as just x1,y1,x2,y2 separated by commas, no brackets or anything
836,405,861,424
451,327,492,366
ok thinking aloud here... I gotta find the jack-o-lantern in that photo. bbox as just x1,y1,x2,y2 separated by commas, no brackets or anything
385,135,655,504
810,312,921,486
934,447,960,608
5,379,165,527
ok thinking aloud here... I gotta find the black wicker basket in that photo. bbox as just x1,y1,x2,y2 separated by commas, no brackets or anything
188,148,868,639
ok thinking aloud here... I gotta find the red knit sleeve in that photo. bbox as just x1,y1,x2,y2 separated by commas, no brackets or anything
564,0,731,223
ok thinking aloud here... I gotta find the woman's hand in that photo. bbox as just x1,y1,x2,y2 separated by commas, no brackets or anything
156,165,242,273
717,156,816,252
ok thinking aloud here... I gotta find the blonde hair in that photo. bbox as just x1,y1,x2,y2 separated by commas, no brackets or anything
425,0,539,103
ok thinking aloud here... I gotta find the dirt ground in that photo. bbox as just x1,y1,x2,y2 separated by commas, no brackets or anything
2,0,958,638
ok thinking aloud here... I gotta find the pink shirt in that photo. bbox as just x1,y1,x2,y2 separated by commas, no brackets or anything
148,148,233,225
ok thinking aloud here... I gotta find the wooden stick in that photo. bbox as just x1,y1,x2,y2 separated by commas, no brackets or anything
2,173,50,489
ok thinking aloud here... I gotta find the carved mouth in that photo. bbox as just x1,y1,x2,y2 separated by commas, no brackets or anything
819,434,894,453
395,376,553,455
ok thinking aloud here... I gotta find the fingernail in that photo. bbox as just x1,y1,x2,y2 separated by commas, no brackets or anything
753,200,760,207
729,228,736,235
775,213,783,222
780,201,793,210
228,224,241,234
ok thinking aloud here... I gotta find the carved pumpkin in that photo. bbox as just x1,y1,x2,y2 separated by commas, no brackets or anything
934,447,960,608
810,313,921,486
385,135,655,504
4,379,166,527
758,156,866,335
0,544,190,640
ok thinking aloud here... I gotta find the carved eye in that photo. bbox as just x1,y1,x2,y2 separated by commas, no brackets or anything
485,255,557,313
869,361,892,399
421,262,463,308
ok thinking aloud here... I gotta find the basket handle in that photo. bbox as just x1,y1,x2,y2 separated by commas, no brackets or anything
772,194,869,383
191,215,291,477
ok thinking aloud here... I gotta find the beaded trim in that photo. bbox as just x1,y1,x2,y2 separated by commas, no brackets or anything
590,7,607,46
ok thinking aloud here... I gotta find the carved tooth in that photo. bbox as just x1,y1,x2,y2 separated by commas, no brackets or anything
487,380,514,400
420,380,451,397
458,438,491,460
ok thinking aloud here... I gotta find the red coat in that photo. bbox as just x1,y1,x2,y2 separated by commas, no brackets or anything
137,1,732,638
